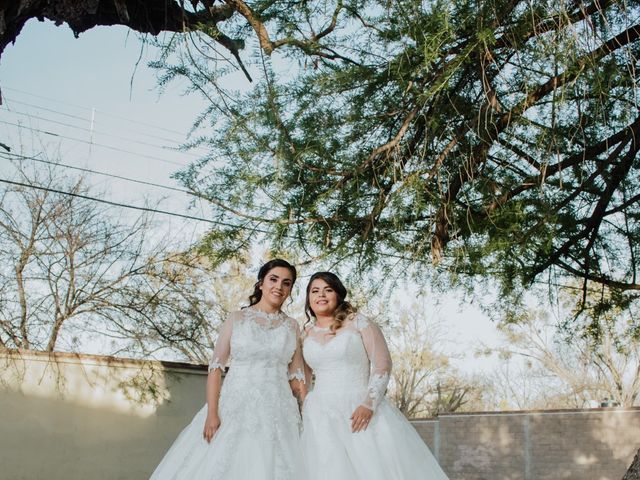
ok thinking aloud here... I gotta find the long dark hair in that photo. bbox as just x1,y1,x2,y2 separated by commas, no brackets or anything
304,271,356,332
247,259,297,307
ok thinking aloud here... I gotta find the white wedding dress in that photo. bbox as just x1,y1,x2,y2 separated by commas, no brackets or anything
150,308,305,480
301,314,449,480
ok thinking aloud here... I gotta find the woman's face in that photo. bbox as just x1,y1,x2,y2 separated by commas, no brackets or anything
308,278,339,317
258,266,294,309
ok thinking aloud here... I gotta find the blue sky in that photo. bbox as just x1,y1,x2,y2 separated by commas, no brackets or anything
1,20,205,213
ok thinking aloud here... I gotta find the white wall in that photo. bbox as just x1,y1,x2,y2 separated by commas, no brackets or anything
0,349,207,480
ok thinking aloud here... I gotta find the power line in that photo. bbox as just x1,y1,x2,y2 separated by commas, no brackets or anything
0,152,189,194
1,107,203,158
2,86,194,137
0,119,188,167
4,98,94,125
2,86,95,112
0,177,271,232
3,97,211,151
0,153,286,236
3,99,187,146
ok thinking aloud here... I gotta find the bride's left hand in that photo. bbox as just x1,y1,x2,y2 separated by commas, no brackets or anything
350,405,373,432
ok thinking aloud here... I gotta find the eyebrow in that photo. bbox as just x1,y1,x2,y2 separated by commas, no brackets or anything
269,274,292,282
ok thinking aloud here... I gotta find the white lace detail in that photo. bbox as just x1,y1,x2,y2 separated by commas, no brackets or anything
366,371,390,410
288,368,306,383
208,357,224,372
301,313,449,480
203,309,301,478
303,313,392,412
354,314,370,330
311,324,331,332
244,307,289,329
150,308,303,480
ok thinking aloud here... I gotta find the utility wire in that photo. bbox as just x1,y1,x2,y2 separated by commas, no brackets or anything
3,86,193,137
5,98,96,125
0,152,189,194
2,107,203,158
0,177,274,233
0,119,188,167
1,153,288,234
3,98,210,151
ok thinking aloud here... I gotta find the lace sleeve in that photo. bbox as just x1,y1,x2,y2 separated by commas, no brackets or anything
287,318,305,384
302,325,314,387
357,315,392,411
208,313,234,373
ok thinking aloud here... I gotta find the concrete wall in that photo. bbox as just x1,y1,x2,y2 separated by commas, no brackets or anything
1,349,638,480
0,349,208,480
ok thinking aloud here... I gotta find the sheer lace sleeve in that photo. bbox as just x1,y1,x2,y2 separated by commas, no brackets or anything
208,313,235,373
302,325,314,387
357,314,392,411
287,318,306,384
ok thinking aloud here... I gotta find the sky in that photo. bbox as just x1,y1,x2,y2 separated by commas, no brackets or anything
0,19,211,238
0,18,502,374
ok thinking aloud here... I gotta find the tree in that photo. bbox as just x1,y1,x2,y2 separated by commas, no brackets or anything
158,0,640,308
0,0,358,81
624,450,640,480
0,164,151,351
384,305,486,417
486,284,640,408
482,358,575,410
106,252,255,362
0,160,249,360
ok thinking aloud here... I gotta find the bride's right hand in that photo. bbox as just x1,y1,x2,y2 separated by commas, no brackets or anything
203,414,221,443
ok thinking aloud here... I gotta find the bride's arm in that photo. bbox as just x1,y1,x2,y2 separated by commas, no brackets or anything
351,315,392,432
204,370,223,442
203,314,234,443
359,315,392,410
288,319,307,405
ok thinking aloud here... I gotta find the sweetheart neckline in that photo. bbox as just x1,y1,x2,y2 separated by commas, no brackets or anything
303,329,361,347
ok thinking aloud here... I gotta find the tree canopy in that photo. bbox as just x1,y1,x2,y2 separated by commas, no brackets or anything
4,0,640,306
150,0,640,307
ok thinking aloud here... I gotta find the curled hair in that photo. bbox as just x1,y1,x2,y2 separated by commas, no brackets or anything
248,259,297,307
305,271,356,333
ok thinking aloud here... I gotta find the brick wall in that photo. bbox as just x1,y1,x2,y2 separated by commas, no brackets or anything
411,408,640,480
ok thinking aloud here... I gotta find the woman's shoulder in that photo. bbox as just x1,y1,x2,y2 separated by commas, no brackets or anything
283,315,304,332
226,309,247,322
348,312,378,331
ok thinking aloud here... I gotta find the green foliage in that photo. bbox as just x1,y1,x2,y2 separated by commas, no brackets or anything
155,0,640,312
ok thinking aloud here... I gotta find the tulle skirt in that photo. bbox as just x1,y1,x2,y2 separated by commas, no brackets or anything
301,390,448,480
150,370,302,480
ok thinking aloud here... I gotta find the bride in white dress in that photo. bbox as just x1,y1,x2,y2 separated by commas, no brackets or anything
300,271,449,480
150,259,306,480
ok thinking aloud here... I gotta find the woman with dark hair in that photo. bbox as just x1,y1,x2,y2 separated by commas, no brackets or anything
300,271,448,480
150,259,305,480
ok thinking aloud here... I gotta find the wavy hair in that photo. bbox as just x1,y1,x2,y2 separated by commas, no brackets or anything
247,258,297,307
304,271,356,332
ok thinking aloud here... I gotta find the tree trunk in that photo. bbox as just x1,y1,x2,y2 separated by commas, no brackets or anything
624,448,640,480
0,0,235,60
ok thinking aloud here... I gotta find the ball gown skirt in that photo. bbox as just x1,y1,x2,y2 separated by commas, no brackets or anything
301,315,449,480
150,364,302,480
302,390,448,480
